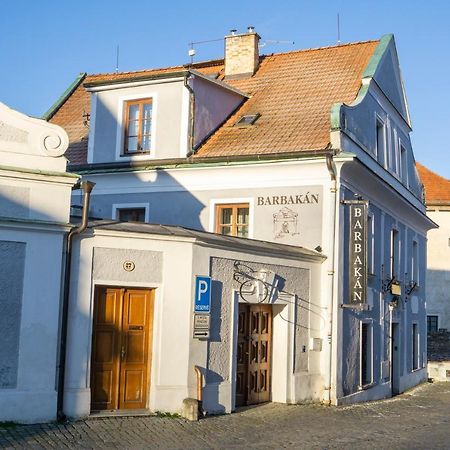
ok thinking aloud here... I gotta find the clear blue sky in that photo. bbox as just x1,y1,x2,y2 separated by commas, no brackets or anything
1,0,449,177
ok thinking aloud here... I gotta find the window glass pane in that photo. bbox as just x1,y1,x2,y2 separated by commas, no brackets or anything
220,226,232,235
237,226,248,238
220,208,233,225
141,135,151,151
128,104,140,121
128,120,139,137
143,103,152,119
127,137,138,152
142,119,152,136
237,207,249,224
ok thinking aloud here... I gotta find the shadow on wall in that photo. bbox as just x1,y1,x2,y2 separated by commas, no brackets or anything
67,147,206,232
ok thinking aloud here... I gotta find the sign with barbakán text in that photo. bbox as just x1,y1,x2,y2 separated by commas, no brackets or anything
348,202,367,304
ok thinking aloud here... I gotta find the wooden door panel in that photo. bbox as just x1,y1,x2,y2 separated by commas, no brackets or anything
119,289,153,409
236,304,249,407
235,303,272,407
91,287,122,410
122,370,144,404
91,287,154,411
247,305,272,405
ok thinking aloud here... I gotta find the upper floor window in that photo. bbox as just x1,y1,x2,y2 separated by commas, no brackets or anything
400,144,408,187
215,203,249,237
390,228,399,279
411,240,418,283
123,99,153,155
376,118,386,167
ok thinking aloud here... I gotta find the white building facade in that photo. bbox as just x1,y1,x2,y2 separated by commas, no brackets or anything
0,102,78,422
44,30,436,417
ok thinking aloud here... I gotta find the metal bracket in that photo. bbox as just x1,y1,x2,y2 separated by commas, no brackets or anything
340,303,370,311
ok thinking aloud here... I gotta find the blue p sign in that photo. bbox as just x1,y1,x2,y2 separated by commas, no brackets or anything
194,276,211,313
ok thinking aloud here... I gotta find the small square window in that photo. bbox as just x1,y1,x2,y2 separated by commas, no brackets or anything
215,203,249,237
235,113,260,127
117,208,146,223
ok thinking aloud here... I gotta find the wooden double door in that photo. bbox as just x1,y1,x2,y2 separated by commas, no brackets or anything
236,304,273,406
91,287,154,411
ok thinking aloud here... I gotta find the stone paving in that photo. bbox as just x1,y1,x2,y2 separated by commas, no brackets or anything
1,381,450,449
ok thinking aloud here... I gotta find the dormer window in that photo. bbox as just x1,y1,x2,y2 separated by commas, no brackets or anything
123,98,152,155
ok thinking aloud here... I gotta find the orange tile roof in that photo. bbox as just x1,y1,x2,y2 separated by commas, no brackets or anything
197,40,379,157
50,40,379,164
416,163,450,204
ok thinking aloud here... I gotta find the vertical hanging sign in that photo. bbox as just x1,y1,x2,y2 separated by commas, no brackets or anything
348,201,368,304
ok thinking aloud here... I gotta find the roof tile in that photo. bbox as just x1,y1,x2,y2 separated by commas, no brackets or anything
416,163,450,204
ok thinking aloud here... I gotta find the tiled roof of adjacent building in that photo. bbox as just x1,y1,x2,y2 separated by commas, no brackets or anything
416,163,450,205
48,39,380,165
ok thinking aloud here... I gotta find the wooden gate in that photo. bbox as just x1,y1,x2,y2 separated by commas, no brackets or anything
236,303,272,406
91,287,154,410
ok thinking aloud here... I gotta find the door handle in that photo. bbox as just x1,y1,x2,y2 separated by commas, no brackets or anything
121,346,126,360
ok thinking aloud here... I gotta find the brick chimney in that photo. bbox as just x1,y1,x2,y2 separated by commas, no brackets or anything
224,27,260,79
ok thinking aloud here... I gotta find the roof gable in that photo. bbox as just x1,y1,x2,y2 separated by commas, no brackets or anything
366,35,410,125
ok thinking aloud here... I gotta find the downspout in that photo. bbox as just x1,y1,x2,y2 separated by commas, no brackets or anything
57,180,95,421
324,153,338,405
184,74,196,157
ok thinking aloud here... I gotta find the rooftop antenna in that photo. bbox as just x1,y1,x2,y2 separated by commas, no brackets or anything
115,45,120,73
187,36,224,65
259,39,295,49
337,13,341,45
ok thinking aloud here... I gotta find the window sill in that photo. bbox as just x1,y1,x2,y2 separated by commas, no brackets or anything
358,381,376,391
117,152,154,162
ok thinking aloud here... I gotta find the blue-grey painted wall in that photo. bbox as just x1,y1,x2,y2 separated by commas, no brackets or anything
0,241,26,388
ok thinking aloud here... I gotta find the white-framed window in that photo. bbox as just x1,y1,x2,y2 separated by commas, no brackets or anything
390,228,399,279
112,203,150,223
411,239,419,284
412,322,419,371
399,142,408,187
376,115,387,167
360,321,373,387
115,93,157,162
209,198,254,239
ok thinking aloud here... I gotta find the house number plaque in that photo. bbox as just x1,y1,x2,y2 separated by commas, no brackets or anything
123,260,135,272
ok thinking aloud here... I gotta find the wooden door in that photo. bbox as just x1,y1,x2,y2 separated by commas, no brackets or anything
91,287,154,411
236,304,272,407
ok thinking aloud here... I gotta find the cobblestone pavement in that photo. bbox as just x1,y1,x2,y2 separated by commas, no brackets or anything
1,382,450,449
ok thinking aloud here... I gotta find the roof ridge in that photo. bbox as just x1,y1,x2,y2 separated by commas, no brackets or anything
259,38,380,59
84,38,379,79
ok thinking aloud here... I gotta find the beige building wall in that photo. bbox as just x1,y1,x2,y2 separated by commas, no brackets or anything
426,208,450,330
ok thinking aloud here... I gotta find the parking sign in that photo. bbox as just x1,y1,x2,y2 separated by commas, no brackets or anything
194,276,211,313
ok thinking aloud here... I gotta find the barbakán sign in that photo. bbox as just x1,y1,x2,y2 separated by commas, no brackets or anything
348,202,367,304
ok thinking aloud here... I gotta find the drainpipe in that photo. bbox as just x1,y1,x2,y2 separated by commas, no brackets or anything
184,74,196,157
324,153,338,405
57,180,95,421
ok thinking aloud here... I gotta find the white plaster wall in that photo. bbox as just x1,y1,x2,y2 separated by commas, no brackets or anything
426,209,450,330
64,232,195,418
0,226,66,423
